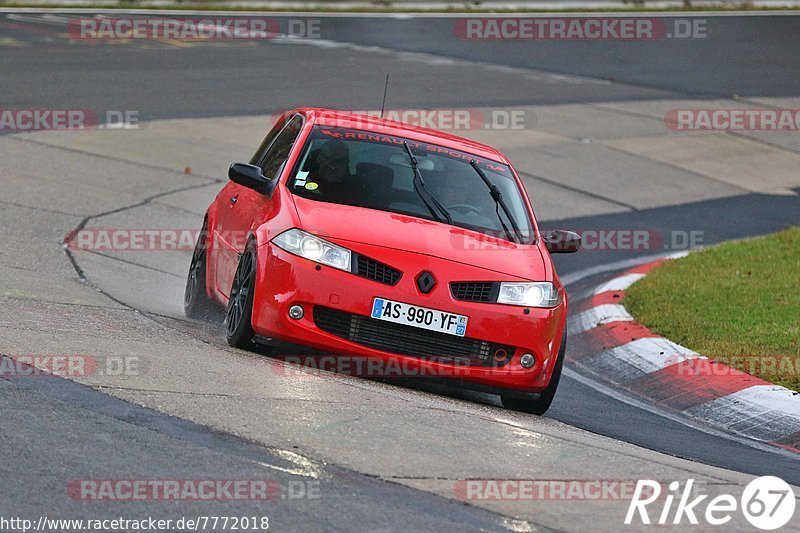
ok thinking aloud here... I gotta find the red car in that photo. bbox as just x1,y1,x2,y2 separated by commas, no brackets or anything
184,108,580,414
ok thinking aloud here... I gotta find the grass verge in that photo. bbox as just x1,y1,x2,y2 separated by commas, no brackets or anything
624,227,800,391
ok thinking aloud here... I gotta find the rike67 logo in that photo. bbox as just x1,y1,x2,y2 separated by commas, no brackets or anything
626,477,796,530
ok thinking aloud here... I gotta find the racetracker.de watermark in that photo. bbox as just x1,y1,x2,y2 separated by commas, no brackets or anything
272,108,534,131
668,356,800,378
67,17,321,40
66,228,705,252
67,479,320,501
65,228,204,252
453,17,707,40
0,109,139,131
665,109,800,131
452,229,704,252
0,354,142,378
453,479,669,501
273,355,490,378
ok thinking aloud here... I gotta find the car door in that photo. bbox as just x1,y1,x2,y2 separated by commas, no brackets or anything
212,117,285,298
215,114,305,297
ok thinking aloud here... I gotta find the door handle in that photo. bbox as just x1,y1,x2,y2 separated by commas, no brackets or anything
230,195,238,204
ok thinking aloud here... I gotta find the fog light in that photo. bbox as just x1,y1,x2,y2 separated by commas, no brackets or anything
520,353,535,368
288,305,304,320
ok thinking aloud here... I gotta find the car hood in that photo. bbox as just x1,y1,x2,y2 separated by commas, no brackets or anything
291,196,546,280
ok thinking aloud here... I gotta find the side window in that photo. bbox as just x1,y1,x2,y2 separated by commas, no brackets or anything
249,117,287,166
258,115,304,180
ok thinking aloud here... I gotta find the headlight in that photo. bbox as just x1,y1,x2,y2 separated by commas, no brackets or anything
273,229,352,272
497,282,560,308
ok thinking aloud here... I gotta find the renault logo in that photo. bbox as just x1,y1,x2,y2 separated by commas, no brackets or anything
416,271,436,294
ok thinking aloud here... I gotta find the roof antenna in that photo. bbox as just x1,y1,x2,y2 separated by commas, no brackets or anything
380,73,390,119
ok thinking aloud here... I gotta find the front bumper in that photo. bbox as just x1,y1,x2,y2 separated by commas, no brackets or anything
251,241,566,393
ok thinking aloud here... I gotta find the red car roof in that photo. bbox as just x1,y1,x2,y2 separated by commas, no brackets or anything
292,107,511,165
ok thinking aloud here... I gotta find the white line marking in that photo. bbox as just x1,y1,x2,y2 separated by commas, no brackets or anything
561,250,695,288
563,367,800,459
593,272,645,294
665,250,691,260
7,13,72,24
568,303,632,334
560,252,674,287
685,385,800,442
583,337,703,383
730,385,800,417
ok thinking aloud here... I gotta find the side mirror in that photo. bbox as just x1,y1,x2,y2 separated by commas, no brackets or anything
228,163,278,196
543,230,581,254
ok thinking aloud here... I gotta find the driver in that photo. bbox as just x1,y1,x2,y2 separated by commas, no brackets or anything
425,171,473,211
309,140,354,201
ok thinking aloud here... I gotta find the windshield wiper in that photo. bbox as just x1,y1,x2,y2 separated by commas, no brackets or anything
403,142,453,225
468,160,525,244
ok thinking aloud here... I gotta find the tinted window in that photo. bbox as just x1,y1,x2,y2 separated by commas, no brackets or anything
249,116,287,167
257,115,304,179
289,126,534,243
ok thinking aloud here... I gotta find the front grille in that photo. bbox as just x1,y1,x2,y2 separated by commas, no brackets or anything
450,282,499,302
354,254,402,286
313,306,514,366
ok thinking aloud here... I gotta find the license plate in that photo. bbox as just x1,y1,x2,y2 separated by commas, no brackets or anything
370,298,468,337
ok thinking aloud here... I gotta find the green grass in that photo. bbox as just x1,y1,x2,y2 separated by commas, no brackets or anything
624,227,800,391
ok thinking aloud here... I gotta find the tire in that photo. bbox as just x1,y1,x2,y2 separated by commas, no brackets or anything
184,218,217,319
225,238,258,349
501,330,566,415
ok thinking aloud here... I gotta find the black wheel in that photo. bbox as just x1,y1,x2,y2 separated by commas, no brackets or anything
184,218,216,319
501,330,566,415
225,239,258,349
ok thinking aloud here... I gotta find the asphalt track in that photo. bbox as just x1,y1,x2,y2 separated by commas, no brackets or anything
2,13,800,118
1,10,800,532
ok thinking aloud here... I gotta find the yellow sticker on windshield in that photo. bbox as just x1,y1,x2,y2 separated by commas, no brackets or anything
305,182,319,191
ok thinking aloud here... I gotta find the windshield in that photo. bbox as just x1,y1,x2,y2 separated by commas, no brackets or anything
289,126,535,243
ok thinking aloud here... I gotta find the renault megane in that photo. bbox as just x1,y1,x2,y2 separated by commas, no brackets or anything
184,108,580,414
